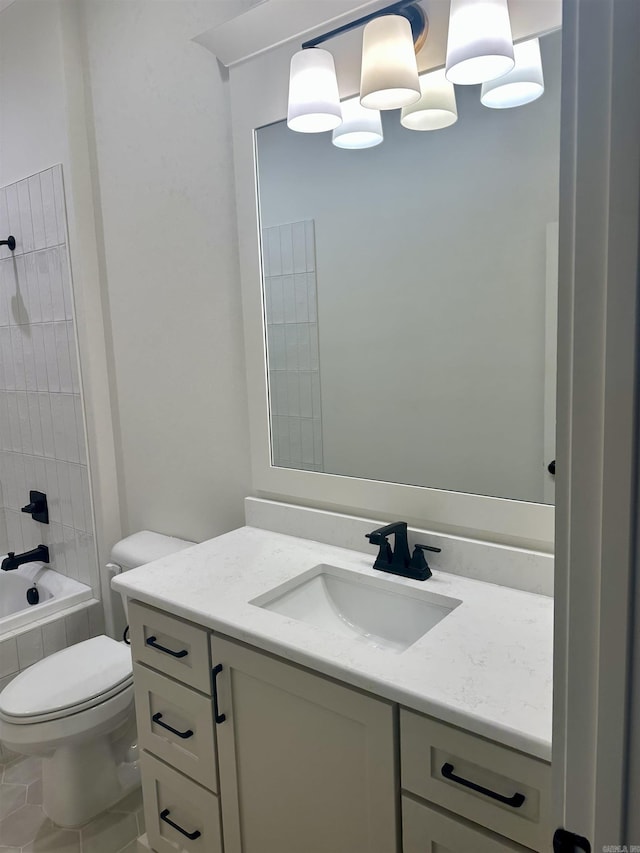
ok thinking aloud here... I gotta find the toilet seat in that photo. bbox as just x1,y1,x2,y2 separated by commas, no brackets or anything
0,635,133,724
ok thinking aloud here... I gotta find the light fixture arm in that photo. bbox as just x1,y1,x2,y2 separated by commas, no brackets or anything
301,1,428,53
0,237,16,251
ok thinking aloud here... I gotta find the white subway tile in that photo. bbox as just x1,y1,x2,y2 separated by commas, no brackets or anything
56,461,73,527
43,458,60,523
50,393,68,461
36,249,54,323
267,228,281,276
294,274,309,322
268,325,286,372
59,248,73,320
16,392,31,455
40,169,58,248
63,394,79,463
2,451,15,506
0,188,10,260
47,248,65,321
286,372,300,417
282,275,296,323
311,372,322,419
268,276,284,324
41,324,60,392
27,393,43,457
309,324,319,371
52,166,67,246
44,521,67,575
55,321,72,393
10,327,25,390
67,321,80,394
299,372,313,418
313,418,324,467
65,610,89,647
32,456,46,493
5,509,23,552
284,325,299,371
62,525,79,581
6,392,21,452
42,619,66,656
24,253,42,324
0,260,9,326
0,637,19,678
74,394,86,464
292,221,307,274
17,179,34,253
13,452,26,507
29,174,46,251
288,416,302,466
305,221,316,271
17,627,43,669
31,325,48,391
5,184,21,254
80,465,92,533
87,603,105,638
279,224,294,275
39,395,55,459
0,326,15,390
76,532,96,587
22,455,35,498
301,418,315,465
0,393,9,451
22,331,36,393
297,324,311,371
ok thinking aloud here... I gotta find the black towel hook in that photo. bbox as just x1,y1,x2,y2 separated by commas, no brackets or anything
0,236,16,251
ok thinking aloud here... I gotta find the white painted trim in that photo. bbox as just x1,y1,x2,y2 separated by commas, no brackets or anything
552,0,640,847
543,223,559,506
229,27,555,551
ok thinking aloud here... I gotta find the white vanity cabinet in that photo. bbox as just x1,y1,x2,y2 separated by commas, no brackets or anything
128,600,550,853
211,634,397,853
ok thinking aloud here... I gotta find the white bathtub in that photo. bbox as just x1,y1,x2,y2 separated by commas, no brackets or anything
0,562,92,636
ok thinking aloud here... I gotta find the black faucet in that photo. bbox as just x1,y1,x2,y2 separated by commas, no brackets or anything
1,545,50,572
365,521,441,581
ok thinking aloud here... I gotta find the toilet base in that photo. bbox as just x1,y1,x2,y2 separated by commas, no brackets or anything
42,738,140,827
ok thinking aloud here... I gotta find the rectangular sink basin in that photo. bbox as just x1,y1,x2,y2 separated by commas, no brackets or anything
251,564,462,653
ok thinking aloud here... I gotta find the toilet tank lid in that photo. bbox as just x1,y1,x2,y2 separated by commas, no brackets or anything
110,531,196,570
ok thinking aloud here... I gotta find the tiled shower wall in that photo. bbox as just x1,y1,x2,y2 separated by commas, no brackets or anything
263,220,324,471
0,166,97,592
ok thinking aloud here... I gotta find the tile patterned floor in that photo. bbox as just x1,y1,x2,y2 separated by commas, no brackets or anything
0,751,143,852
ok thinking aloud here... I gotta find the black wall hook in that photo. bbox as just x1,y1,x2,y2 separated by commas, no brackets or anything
0,237,16,251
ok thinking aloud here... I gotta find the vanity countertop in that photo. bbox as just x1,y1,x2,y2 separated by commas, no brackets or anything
113,526,553,761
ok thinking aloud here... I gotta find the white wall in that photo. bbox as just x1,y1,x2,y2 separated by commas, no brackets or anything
81,0,251,543
258,32,561,505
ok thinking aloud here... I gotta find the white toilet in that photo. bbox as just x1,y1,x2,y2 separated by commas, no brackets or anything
0,531,194,828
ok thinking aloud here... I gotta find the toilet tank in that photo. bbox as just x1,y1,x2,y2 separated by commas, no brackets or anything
108,531,196,630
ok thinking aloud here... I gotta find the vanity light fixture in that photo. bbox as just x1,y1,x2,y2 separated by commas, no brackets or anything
287,48,342,133
359,15,421,110
445,0,515,85
480,38,545,109
333,96,384,149
288,0,428,135
400,68,458,130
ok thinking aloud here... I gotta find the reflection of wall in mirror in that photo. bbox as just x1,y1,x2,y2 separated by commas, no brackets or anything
258,31,561,505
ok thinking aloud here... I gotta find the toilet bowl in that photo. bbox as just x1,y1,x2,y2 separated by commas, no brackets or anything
0,531,195,828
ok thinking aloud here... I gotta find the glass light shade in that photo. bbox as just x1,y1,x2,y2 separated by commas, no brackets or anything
333,97,383,149
287,48,342,133
445,0,515,85
481,38,544,108
401,69,458,131
360,15,421,110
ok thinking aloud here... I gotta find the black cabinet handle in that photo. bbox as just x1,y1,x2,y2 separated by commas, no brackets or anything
160,808,201,840
146,636,188,659
441,762,525,808
212,663,226,724
152,712,194,740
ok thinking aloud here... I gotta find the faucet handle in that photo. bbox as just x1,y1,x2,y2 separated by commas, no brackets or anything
409,544,442,579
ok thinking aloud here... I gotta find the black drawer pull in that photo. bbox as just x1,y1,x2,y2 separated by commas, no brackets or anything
160,808,201,840
212,663,226,724
146,636,188,658
152,712,194,740
441,762,526,808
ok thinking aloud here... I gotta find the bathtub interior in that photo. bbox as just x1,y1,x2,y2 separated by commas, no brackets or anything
0,562,92,635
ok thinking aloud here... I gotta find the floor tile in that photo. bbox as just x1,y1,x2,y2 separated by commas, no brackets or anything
23,826,81,852
0,782,27,820
80,811,138,853
27,777,44,805
3,755,41,785
0,803,50,847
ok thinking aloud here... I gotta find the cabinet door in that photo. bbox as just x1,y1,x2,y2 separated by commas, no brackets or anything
211,635,398,853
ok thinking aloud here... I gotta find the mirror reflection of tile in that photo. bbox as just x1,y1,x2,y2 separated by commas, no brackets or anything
263,220,324,472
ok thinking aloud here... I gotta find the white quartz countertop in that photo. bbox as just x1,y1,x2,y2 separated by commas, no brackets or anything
113,526,553,761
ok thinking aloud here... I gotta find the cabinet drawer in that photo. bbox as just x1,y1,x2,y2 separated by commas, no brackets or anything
134,663,218,792
402,795,534,853
129,601,210,693
142,751,222,853
400,710,551,851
